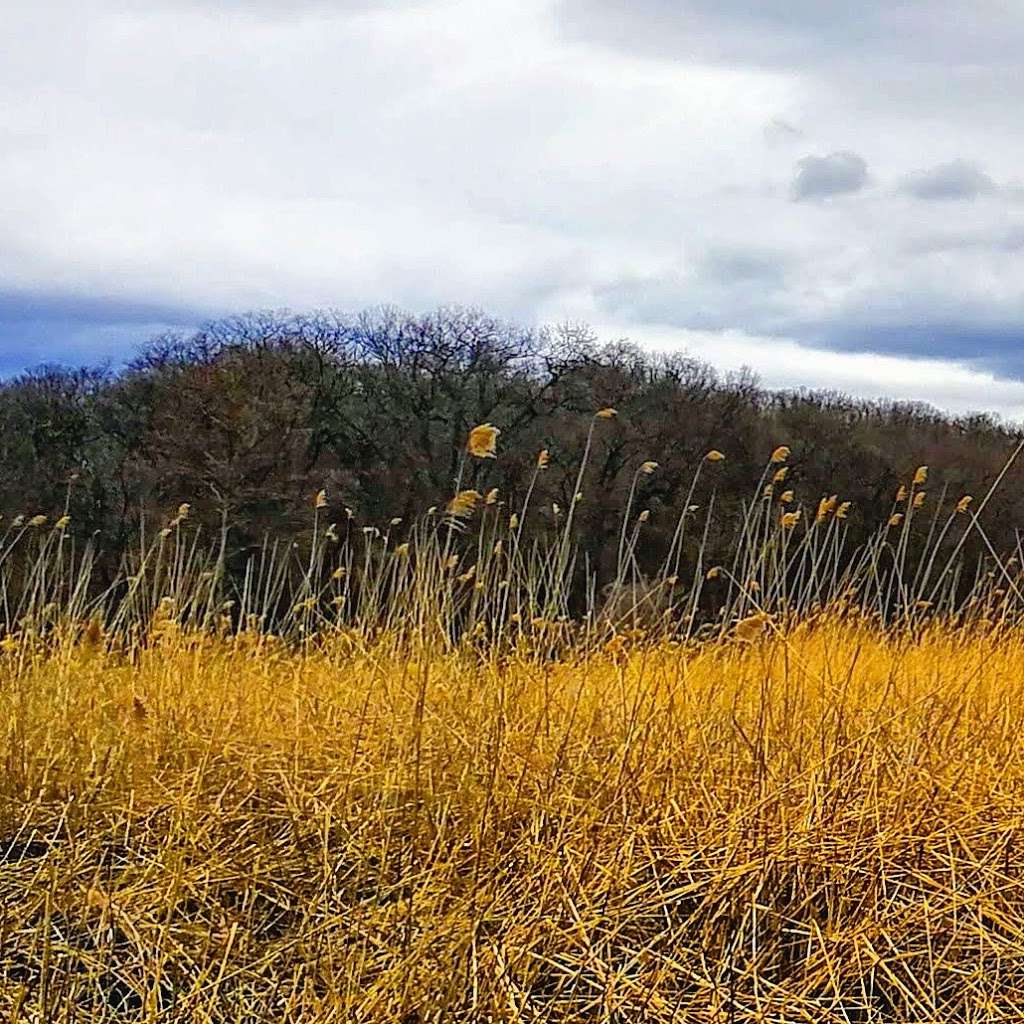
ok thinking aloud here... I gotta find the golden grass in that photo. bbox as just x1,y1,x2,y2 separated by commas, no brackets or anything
4,618,1024,1021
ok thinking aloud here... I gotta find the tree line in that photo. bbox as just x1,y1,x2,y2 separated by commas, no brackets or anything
3,305,1021,593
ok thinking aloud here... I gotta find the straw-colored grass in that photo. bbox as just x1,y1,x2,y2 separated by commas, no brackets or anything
5,619,1024,1020
4,423,1024,1020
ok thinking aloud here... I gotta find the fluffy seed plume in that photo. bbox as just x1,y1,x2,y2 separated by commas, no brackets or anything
770,445,791,464
913,466,928,485
913,491,926,509
816,495,837,523
773,466,789,483
467,423,500,459
447,489,482,518
734,612,770,642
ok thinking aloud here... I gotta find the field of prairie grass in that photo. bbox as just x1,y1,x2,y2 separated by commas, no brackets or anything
4,418,1024,1021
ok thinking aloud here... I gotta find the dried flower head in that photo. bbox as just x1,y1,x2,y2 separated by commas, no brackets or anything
638,509,650,523
913,466,928,485
595,407,618,420
28,515,47,528
640,461,659,475
395,543,410,557
956,495,973,514
815,495,837,523
55,515,71,530
770,445,791,464
485,488,499,505
509,513,520,530
762,485,774,499
780,510,801,529
467,423,500,459
889,513,904,527
706,566,721,580
447,489,482,518
835,501,852,520
734,612,770,642
537,449,550,470
895,485,907,503
177,503,191,520
913,491,926,508
552,502,561,516
705,449,726,462
773,466,789,483
314,489,328,509
780,489,794,504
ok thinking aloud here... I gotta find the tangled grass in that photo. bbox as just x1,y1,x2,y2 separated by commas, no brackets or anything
6,620,1024,1020
4,421,1024,1020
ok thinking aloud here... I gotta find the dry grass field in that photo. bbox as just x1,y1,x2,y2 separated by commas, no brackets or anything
3,419,1024,1021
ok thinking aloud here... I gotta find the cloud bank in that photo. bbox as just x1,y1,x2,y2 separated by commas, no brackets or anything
1,0,1024,416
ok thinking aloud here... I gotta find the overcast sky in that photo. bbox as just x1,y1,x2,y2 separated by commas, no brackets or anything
3,0,1024,416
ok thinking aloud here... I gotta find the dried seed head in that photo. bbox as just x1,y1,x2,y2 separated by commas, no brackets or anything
447,489,482,518
537,449,550,469
177,503,191,520
772,466,789,483
780,510,801,529
705,449,726,462
779,489,794,504
638,509,650,523
835,501,852,520
913,465,928,485
889,513,904,527
395,543,410,557
28,514,47,528
485,488,499,505
509,513,520,530
467,423,500,459
770,445,790,464
913,491,926,508
314,489,328,509
640,460,659,475
895,485,907,503
706,566,721,580
956,495,973,514
595,407,618,420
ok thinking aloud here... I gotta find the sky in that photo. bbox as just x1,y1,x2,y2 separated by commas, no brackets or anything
2,0,1024,416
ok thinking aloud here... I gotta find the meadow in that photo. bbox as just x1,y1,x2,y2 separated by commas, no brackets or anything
3,415,1024,1022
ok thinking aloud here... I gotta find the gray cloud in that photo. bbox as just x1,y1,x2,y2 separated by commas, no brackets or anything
900,160,997,200
791,152,869,201
4,1,1024,408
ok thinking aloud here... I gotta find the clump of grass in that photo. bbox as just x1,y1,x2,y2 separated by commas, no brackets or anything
3,420,1024,1020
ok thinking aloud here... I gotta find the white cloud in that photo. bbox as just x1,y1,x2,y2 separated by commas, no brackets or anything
610,322,1024,421
2,0,1024,409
